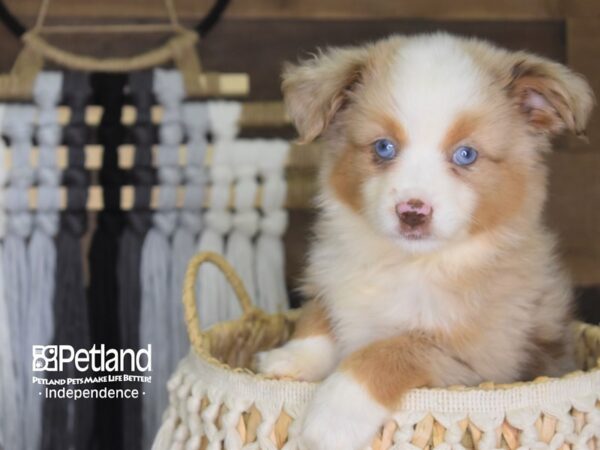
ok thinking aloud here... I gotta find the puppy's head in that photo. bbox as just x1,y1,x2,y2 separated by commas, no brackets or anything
284,34,594,253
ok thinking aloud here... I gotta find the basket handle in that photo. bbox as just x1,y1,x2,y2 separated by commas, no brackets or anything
183,251,257,354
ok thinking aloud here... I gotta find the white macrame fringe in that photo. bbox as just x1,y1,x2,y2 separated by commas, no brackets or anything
0,104,20,450
25,71,63,450
196,101,241,327
141,69,185,450
170,102,209,366
2,104,36,450
196,162,233,326
225,140,260,309
255,139,290,313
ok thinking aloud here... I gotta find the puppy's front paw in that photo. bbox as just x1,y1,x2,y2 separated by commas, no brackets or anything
254,347,303,380
255,336,337,382
299,372,388,450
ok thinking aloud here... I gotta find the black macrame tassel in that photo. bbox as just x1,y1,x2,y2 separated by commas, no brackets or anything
87,73,128,450
117,70,155,450
42,71,94,450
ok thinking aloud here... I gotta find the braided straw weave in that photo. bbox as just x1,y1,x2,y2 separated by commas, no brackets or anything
21,29,199,74
153,251,600,450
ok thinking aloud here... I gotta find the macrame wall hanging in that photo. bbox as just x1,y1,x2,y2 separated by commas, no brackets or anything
171,102,208,363
28,71,62,450
140,68,185,449
225,140,260,306
88,72,128,448
197,101,241,327
41,71,93,450
3,103,36,450
117,69,154,450
0,103,20,450
0,0,298,448
255,140,291,313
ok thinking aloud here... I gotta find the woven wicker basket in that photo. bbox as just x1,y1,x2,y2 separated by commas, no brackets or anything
153,252,600,450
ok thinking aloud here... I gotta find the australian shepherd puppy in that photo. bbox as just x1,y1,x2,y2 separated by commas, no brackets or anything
256,33,594,450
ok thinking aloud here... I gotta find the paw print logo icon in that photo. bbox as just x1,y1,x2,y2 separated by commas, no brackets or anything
32,345,58,371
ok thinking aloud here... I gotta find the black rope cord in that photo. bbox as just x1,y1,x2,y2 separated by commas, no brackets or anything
117,69,155,450
0,1,25,38
196,0,230,37
0,0,229,38
42,71,94,450
87,72,128,450
88,73,127,352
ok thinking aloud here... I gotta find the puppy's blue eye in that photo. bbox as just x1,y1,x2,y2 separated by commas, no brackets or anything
373,138,397,160
452,146,478,166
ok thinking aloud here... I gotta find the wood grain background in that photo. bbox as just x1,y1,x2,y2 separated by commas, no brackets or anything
1,0,599,316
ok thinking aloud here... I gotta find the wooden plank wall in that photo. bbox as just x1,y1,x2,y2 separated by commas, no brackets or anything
0,1,599,302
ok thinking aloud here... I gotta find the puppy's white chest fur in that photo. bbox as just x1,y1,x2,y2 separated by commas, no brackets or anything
309,207,474,357
320,249,463,357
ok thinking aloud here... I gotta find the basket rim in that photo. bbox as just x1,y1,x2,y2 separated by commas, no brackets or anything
193,315,600,395
182,344,600,414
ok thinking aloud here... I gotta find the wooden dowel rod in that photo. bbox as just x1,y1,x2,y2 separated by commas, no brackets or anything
26,180,317,211
4,142,321,170
54,100,286,126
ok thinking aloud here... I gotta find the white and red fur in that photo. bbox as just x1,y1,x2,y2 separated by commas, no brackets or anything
256,33,595,450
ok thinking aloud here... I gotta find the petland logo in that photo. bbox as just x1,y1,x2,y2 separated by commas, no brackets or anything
32,344,152,372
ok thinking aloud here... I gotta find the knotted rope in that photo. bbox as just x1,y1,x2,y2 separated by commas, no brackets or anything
255,140,290,313
2,103,36,450
225,139,260,307
42,71,93,450
118,69,155,450
0,103,19,450
88,72,128,448
140,68,185,449
196,101,241,326
170,102,209,366
26,71,63,450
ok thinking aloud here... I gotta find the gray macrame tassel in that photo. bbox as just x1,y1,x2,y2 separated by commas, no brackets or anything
196,101,241,326
2,104,36,450
119,69,154,450
169,102,208,367
25,72,63,450
140,189,178,450
255,140,291,313
140,69,184,449
225,140,260,308
0,104,20,450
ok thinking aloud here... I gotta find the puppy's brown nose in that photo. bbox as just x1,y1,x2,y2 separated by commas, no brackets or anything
396,199,433,228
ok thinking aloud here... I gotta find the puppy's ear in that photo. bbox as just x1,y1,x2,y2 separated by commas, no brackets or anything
282,46,370,144
506,55,595,138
